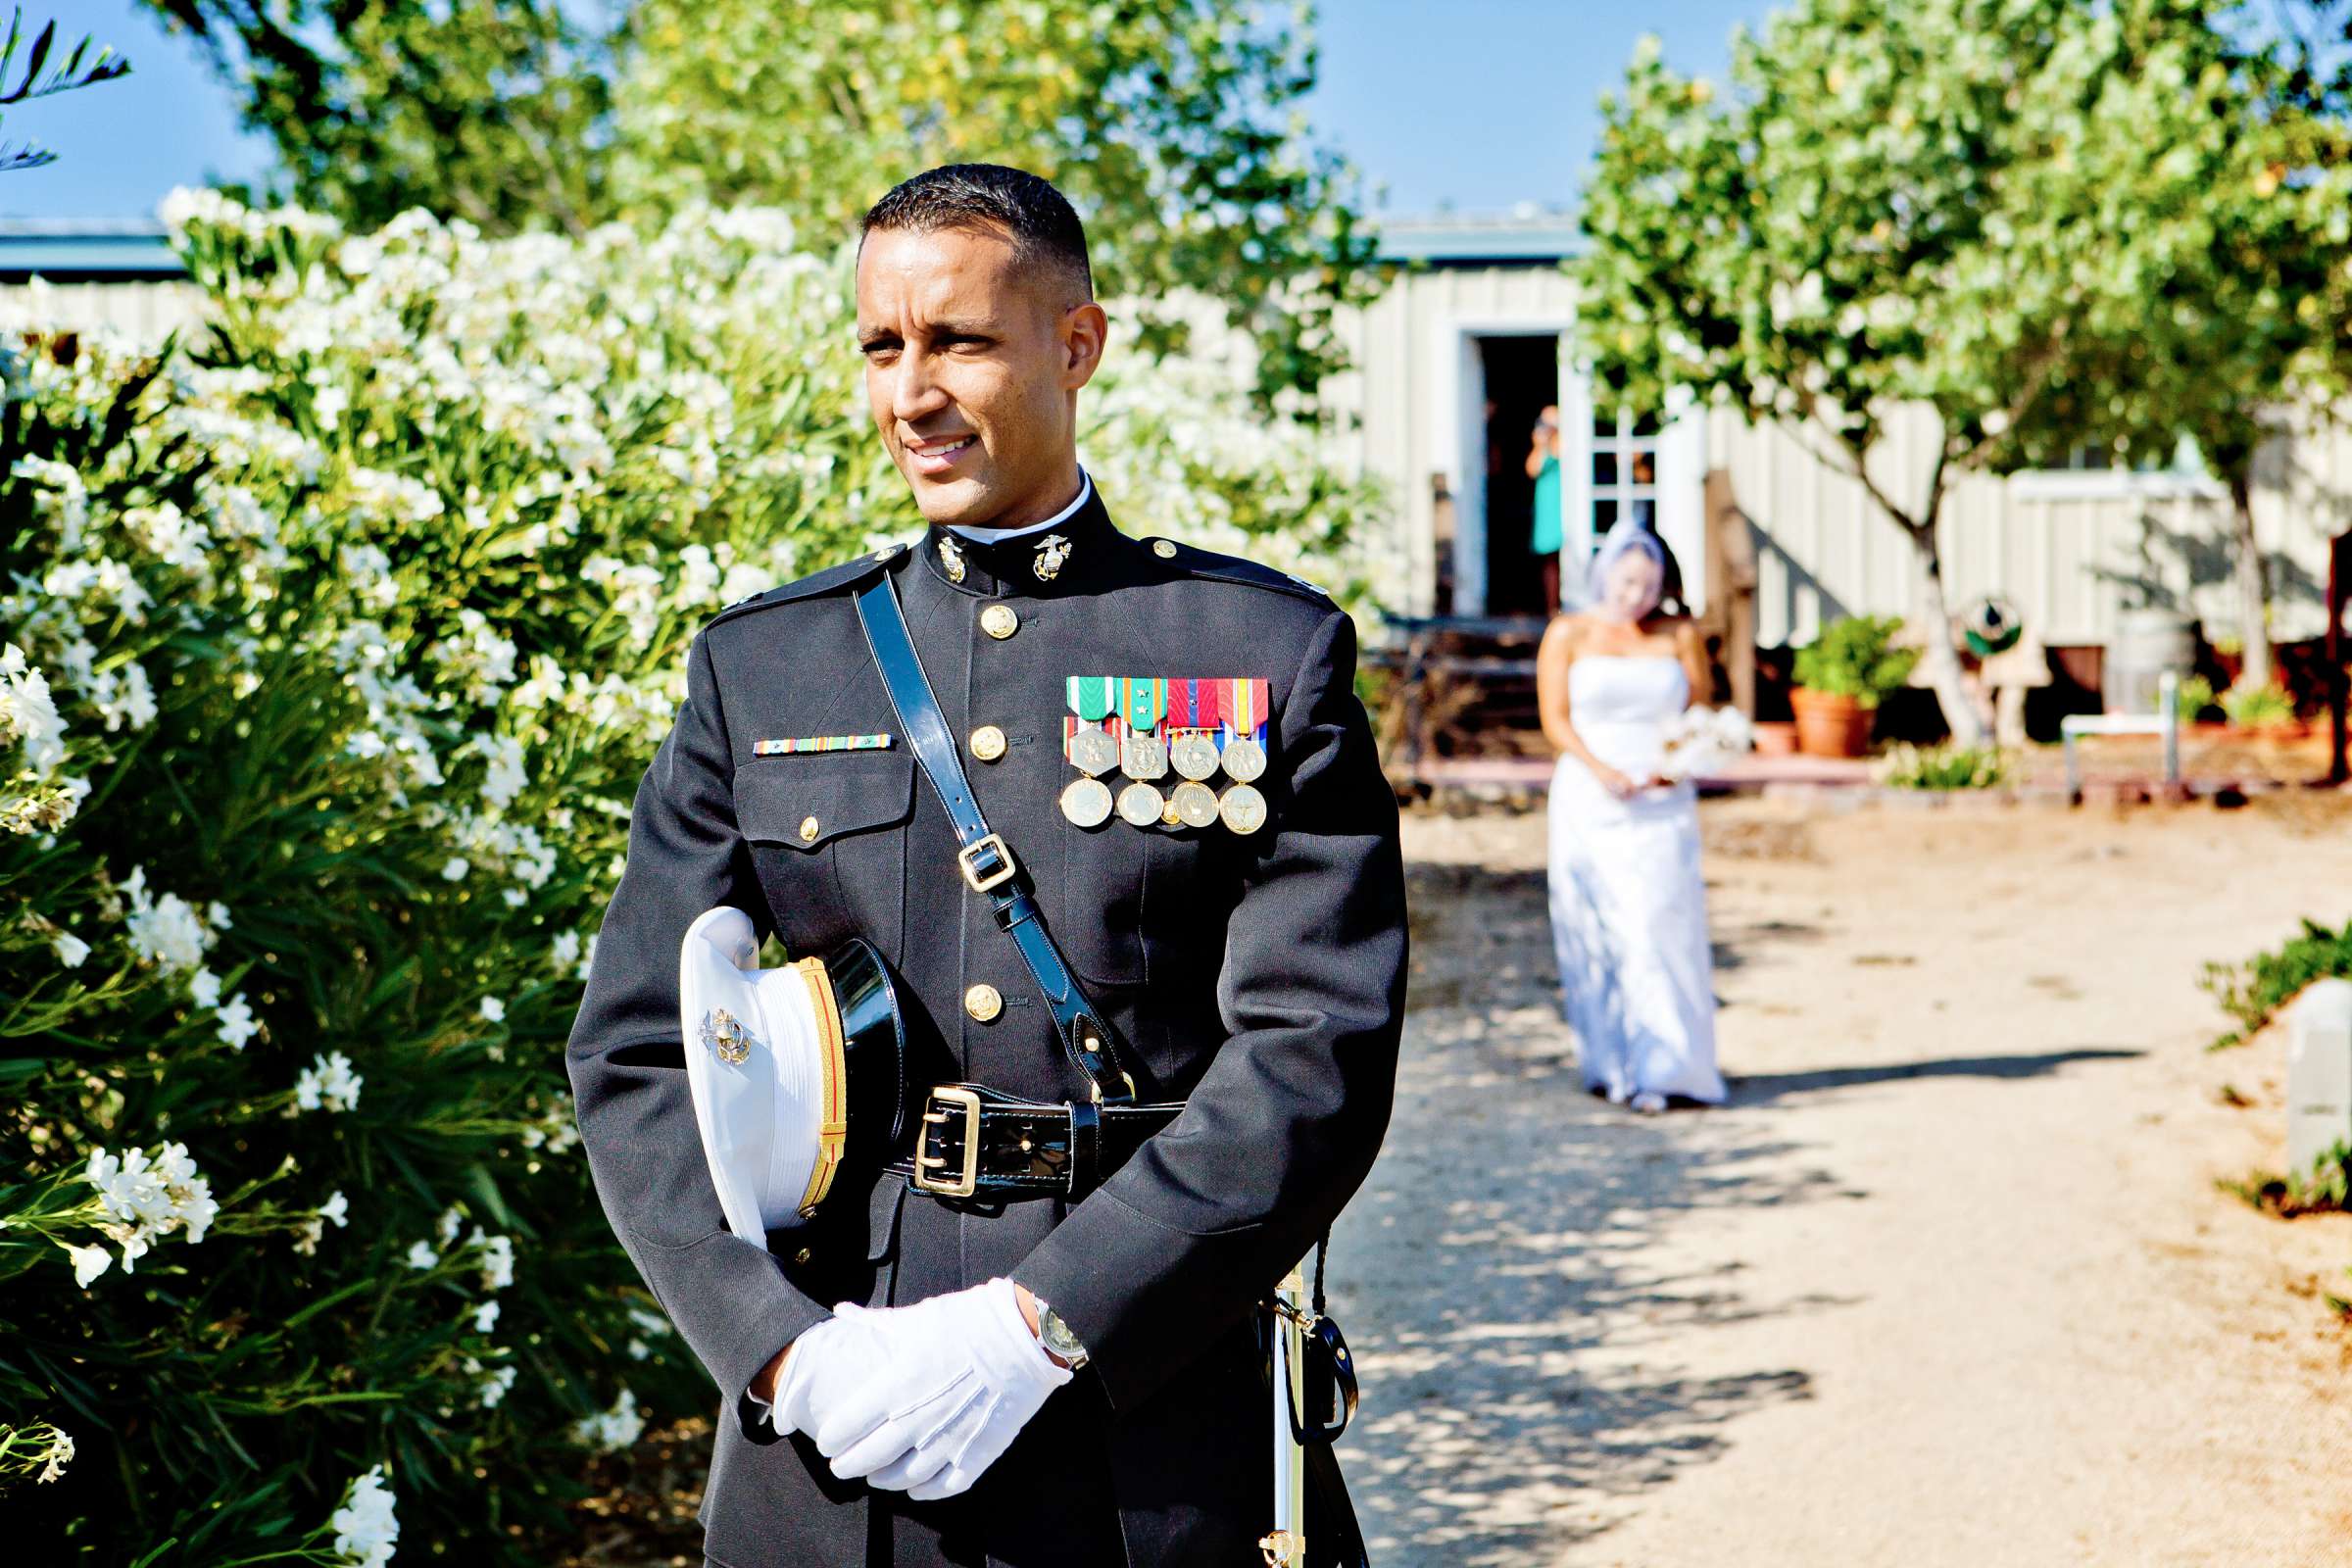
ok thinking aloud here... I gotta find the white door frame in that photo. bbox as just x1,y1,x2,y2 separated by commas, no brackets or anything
1427,315,1575,616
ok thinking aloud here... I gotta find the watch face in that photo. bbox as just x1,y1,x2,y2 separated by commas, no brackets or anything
1039,1304,1089,1366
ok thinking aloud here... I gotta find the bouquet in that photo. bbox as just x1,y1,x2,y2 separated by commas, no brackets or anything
1656,706,1754,783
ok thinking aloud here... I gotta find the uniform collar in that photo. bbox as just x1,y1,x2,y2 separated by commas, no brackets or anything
917,479,1131,599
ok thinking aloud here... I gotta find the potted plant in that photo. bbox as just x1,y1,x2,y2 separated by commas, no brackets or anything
1790,614,1919,758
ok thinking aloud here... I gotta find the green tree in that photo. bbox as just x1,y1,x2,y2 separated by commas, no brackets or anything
137,0,610,233
144,0,1380,412
0,13,130,172
1573,0,2340,742
1990,0,2352,692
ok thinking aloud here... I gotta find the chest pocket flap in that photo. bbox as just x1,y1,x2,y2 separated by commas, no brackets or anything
731,751,915,851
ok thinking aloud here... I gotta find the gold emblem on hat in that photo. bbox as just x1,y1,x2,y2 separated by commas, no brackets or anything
981,603,1019,640
701,1006,752,1065
1034,533,1072,581
937,534,967,583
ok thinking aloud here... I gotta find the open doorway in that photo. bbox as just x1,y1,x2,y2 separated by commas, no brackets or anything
1478,334,1560,616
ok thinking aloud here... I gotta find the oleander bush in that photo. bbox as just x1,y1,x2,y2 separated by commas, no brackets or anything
0,191,1381,1564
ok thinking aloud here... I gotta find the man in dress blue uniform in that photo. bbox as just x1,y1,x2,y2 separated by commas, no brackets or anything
567,163,1406,1566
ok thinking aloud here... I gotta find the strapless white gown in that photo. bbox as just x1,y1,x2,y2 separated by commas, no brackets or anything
1546,656,1727,1105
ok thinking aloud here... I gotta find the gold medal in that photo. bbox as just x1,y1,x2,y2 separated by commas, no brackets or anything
1116,781,1165,827
1122,731,1169,781
1170,730,1221,780
1070,727,1120,777
1219,734,1267,783
1218,782,1268,835
1171,779,1220,829
1059,776,1114,828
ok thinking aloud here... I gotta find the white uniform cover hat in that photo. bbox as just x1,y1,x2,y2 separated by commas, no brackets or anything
679,906,906,1241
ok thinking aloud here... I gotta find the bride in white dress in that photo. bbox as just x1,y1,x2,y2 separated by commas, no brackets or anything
1536,520,1727,1113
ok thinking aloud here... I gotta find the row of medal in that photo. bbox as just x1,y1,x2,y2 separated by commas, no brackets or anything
1058,676,1270,835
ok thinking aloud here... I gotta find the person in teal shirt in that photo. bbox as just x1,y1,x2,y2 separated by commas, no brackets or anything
1527,404,1564,614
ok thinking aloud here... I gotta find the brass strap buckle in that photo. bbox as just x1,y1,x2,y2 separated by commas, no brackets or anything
911,1085,983,1198
957,833,1016,893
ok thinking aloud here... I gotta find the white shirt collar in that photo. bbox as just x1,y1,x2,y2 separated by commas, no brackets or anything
946,468,1093,544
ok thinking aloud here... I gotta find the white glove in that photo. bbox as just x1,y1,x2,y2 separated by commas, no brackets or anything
772,1277,1071,1500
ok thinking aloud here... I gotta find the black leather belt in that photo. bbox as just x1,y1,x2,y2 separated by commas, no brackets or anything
890,1083,1184,1200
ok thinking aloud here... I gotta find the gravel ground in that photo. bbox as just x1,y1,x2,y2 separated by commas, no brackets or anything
1329,794,2352,1567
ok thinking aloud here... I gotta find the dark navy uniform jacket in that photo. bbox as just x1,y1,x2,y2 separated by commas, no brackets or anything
566,487,1406,1567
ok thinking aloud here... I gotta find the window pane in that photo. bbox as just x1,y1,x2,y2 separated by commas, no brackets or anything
1592,451,1618,486
1631,408,1662,436
1593,409,1616,437
1630,498,1656,528
1593,498,1619,531
1629,449,1656,485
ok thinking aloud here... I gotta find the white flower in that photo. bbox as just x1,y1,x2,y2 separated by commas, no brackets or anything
33,1425,73,1484
478,996,506,1023
0,643,67,774
571,1388,645,1452
292,1216,324,1255
469,1228,515,1292
207,902,231,931
319,1190,350,1228
82,1139,215,1265
440,858,469,882
404,1240,439,1270
122,868,218,973
328,1464,400,1568
215,993,259,1051
67,1243,111,1286
51,931,87,967
294,1051,363,1113
189,967,223,1009
550,930,581,969
475,1361,518,1408
473,1299,500,1334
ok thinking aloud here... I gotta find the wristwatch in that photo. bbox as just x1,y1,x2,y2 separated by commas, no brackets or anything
1033,1297,1090,1370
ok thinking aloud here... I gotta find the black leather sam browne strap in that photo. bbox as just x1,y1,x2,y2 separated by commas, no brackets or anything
852,571,1138,1107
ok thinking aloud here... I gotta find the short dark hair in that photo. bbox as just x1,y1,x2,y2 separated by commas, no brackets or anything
860,164,1093,299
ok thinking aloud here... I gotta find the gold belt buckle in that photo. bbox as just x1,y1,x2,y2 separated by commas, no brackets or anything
957,833,1016,893
912,1085,983,1198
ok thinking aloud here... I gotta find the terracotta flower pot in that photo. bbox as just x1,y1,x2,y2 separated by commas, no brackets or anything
1752,720,1798,758
1790,687,1872,758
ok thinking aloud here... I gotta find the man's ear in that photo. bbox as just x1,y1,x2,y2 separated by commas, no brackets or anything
1061,302,1109,391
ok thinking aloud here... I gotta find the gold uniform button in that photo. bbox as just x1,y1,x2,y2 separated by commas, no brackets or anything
964,984,1004,1023
980,603,1019,640
872,542,904,562
799,814,820,842
1152,539,1178,559
970,724,1007,762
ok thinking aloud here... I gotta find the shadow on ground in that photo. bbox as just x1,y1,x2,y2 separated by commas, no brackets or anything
1327,861,1848,1564
1727,1048,2144,1106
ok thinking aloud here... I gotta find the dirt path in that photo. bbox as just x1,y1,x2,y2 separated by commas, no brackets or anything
1332,796,2352,1567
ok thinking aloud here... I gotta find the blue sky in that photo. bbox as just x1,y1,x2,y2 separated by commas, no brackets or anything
9,0,1766,222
